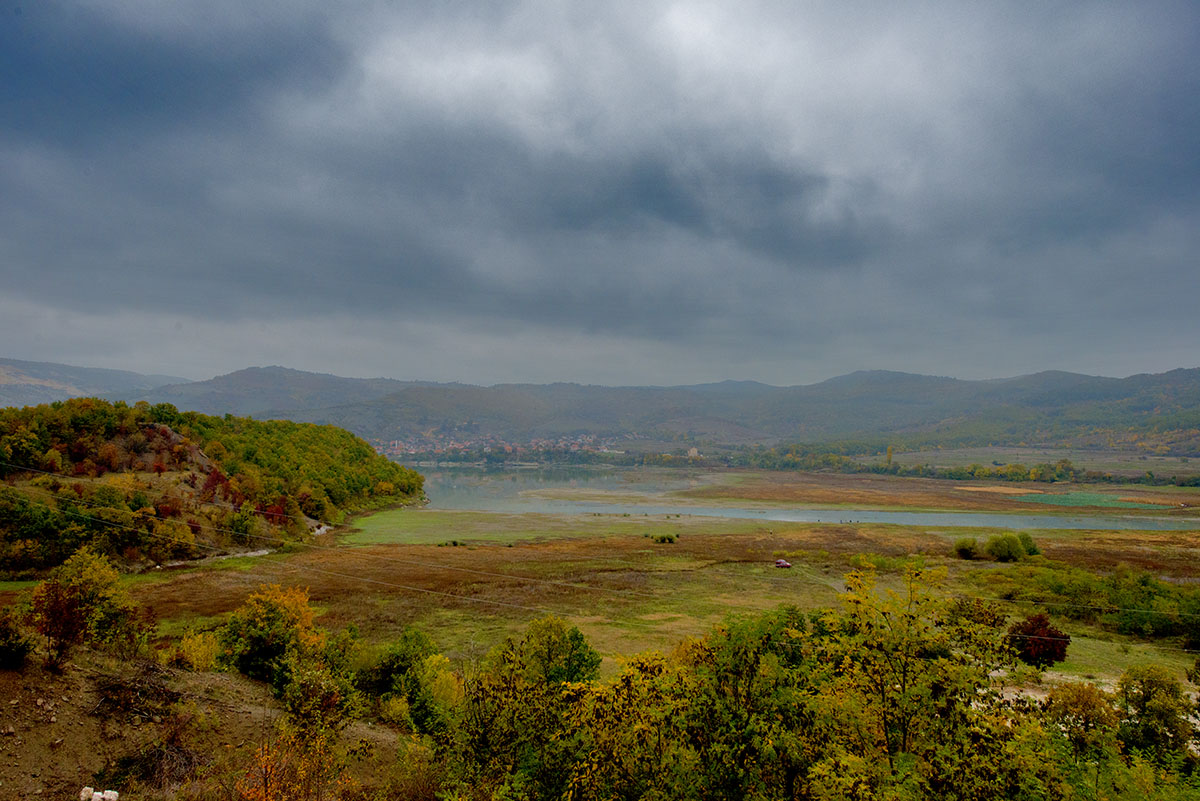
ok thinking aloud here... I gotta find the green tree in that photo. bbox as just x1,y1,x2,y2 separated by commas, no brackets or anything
986,533,1026,562
675,607,827,800
1045,681,1119,797
359,626,454,737
565,653,699,801
456,618,601,798
810,567,1062,800
510,616,602,685
1116,664,1196,763
29,547,136,669
219,584,326,688
0,609,33,670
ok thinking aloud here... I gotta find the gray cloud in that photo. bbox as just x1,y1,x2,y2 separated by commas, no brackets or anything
2,1,1198,384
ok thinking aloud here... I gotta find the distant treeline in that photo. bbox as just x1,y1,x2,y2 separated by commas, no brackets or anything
0,398,424,573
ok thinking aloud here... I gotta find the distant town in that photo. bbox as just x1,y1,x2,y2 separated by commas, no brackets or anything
372,432,632,460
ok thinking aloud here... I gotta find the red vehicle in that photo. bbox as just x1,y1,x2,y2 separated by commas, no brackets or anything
774,559,792,568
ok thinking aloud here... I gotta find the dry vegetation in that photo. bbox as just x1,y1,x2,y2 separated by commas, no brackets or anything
4,468,1200,796
674,470,1200,513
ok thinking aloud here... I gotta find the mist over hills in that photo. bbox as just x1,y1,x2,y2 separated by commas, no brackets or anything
3,359,1199,454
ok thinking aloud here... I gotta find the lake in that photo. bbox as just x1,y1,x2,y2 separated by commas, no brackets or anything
420,467,1200,532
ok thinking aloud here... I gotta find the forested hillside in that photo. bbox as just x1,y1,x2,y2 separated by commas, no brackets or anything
0,398,423,574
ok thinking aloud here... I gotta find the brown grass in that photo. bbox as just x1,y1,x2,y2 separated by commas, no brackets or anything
677,470,1200,513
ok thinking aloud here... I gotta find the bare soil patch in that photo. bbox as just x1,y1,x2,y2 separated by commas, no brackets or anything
678,470,1200,514
955,485,1043,495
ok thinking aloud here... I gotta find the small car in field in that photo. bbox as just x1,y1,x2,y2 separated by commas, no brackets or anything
774,559,792,568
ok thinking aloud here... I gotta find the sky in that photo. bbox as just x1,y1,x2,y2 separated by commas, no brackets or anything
2,1,1198,386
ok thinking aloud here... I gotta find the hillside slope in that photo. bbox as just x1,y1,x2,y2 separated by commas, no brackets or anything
10,359,1198,455
0,357,189,407
262,368,1200,455
0,398,424,573
137,365,429,416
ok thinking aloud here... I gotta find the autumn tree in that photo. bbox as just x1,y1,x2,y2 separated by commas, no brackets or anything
1007,612,1070,668
219,584,326,688
1116,664,1196,763
1044,681,1120,797
30,546,136,669
455,617,601,797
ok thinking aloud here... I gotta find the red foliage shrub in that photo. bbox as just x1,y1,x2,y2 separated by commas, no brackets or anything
1007,612,1070,668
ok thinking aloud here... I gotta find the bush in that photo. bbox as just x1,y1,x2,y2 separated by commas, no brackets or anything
1044,682,1118,763
504,616,602,685
358,627,436,699
1007,612,1069,668
1117,664,1194,761
1017,532,1040,555
169,629,221,671
30,546,136,669
954,537,979,560
279,650,362,735
0,608,32,670
219,584,325,687
985,534,1026,562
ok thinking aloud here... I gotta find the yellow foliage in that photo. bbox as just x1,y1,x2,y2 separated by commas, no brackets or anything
243,584,324,648
152,518,196,560
379,694,413,726
422,653,464,708
176,629,221,672
104,471,142,492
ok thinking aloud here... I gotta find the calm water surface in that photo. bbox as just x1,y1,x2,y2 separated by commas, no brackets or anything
421,467,1200,532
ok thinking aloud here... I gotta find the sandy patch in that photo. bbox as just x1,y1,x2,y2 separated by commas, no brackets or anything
954,486,1042,495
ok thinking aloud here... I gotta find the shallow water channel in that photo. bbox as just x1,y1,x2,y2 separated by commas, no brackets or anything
421,467,1200,532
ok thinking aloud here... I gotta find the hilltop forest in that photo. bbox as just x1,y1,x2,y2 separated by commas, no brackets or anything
0,397,423,574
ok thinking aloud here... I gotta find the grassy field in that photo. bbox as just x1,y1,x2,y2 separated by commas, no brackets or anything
0,468,1180,684
343,507,765,546
114,491,1200,685
1014,491,1167,509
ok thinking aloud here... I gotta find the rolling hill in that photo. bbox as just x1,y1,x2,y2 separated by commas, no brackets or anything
5,358,1198,455
136,365,1200,455
0,358,188,408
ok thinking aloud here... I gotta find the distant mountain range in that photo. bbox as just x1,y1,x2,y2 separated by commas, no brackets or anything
0,357,189,408
4,359,1200,455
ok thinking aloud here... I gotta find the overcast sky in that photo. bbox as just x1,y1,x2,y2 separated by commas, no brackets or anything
3,1,1197,385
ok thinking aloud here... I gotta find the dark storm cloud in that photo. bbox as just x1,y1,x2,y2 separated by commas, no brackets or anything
0,2,346,147
2,1,1198,382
